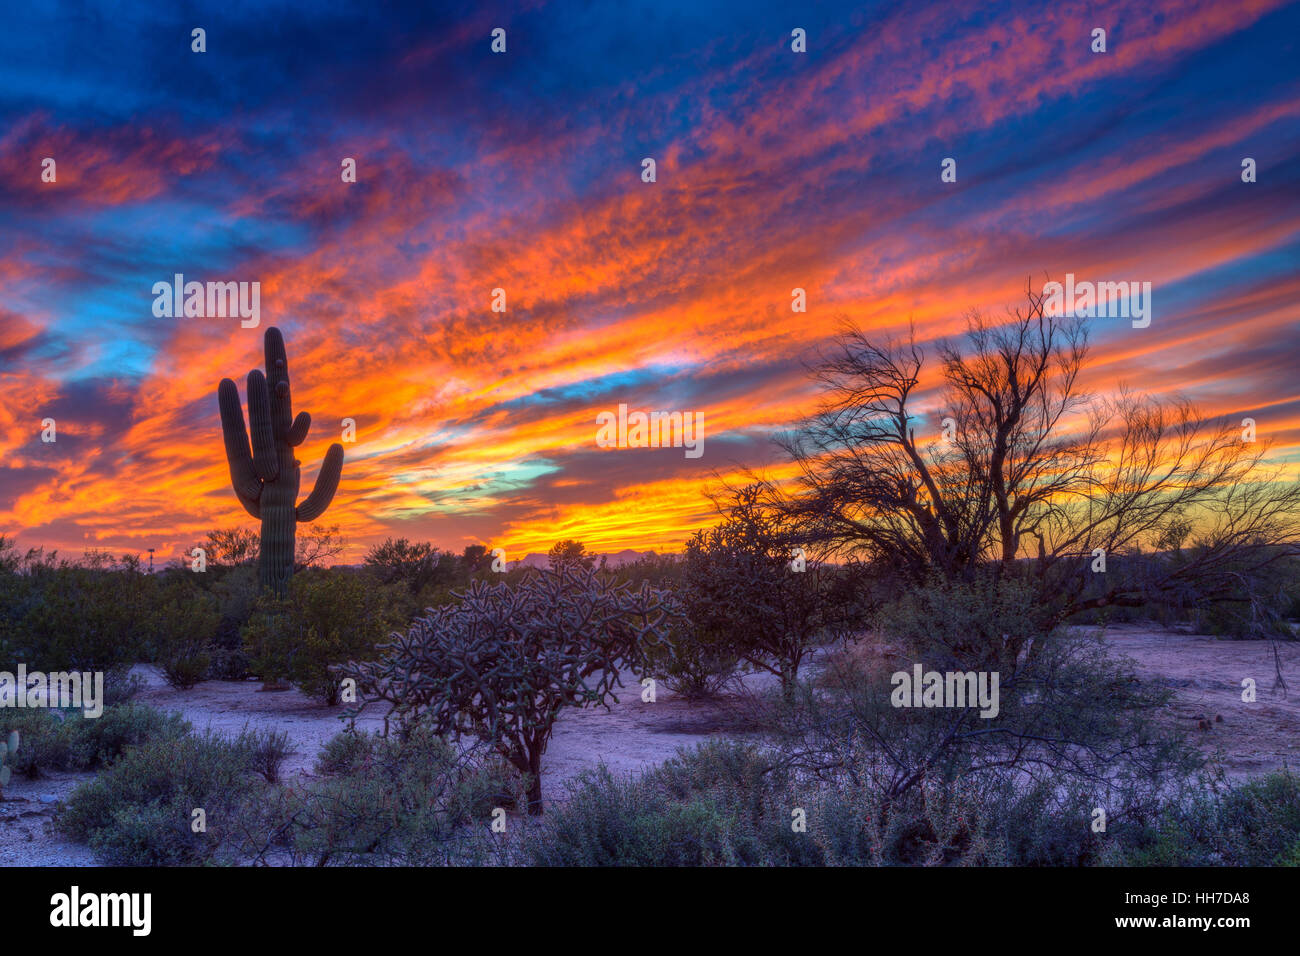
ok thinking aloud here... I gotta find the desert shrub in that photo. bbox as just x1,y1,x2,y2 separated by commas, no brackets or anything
1,709,66,777
252,726,518,866
1121,771,1300,866
66,703,191,770
764,593,1202,822
608,552,685,590
208,564,260,680
56,729,267,865
525,750,776,866
338,566,678,813
525,740,1023,866
7,562,151,675
146,573,220,689
1062,549,1300,639
6,703,190,777
1279,837,1300,866
0,729,17,797
242,567,407,704
1215,772,1300,862
609,556,725,715
363,538,460,593
643,618,740,700
872,573,1053,669
0,547,32,661
315,727,374,775
526,734,1228,867
234,726,294,783
680,486,836,694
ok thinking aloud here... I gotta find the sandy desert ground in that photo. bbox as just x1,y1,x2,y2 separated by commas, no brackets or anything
2,624,1297,866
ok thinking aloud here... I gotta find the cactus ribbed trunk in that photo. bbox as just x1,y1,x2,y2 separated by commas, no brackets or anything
260,474,298,596
218,327,344,597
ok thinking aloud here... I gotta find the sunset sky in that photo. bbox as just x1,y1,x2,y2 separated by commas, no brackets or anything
1,0,1298,565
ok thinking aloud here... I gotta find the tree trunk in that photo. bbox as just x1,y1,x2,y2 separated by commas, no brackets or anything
526,751,544,816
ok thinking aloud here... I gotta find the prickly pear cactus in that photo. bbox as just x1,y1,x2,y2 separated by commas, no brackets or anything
218,327,344,596
0,730,19,794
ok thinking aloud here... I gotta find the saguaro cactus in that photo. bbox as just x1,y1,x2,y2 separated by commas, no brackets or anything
218,327,344,595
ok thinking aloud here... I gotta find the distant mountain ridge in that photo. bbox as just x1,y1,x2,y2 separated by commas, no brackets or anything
509,548,660,570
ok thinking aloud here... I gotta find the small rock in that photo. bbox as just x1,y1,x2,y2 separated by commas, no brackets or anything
38,794,57,805
1215,714,1223,723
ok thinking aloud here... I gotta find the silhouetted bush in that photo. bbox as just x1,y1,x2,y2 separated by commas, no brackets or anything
678,486,836,695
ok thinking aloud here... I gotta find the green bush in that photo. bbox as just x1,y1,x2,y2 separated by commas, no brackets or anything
525,741,1300,867
242,568,406,704
5,702,189,777
872,573,1053,669
526,741,785,866
525,740,1020,866
643,618,740,700
146,573,220,689
56,729,266,866
209,565,260,680
7,562,151,675
258,726,518,866
234,725,294,783
678,487,834,695
0,729,17,797
1122,771,1300,866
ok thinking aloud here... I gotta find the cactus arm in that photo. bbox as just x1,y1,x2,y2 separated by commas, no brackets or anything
218,378,263,502
296,443,343,522
233,484,262,519
265,326,293,439
246,369,279,481
287,411,311,446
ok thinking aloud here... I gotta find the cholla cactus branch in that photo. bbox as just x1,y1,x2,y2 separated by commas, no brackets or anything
338,566,679,814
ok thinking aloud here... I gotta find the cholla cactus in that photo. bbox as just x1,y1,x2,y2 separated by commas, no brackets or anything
0,730,19,794
339,566,678,814
218,327,344,595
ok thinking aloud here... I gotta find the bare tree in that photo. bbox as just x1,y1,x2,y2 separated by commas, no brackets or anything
203,527,260,567
295,524,346,569
774,283,1300,658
